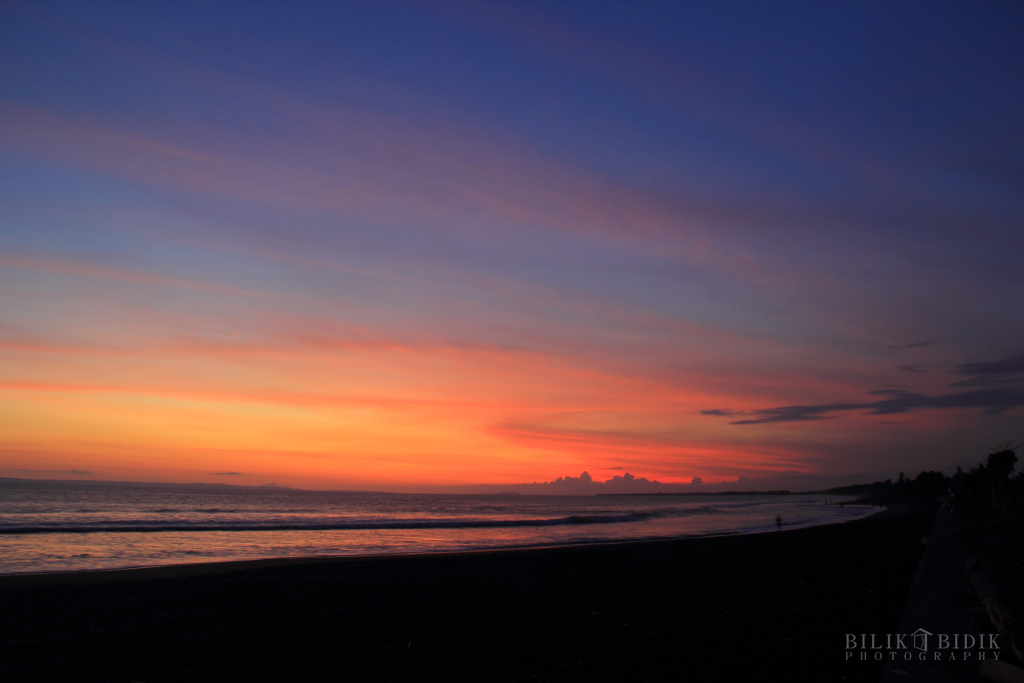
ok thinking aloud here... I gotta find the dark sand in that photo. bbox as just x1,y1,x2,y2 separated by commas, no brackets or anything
0,504,934,682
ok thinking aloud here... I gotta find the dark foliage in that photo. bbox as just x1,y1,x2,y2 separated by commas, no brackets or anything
949,441,1022,511
827,470,948,502
951,442,1024,633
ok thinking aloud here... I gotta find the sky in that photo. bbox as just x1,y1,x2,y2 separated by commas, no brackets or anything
1,1,1023,491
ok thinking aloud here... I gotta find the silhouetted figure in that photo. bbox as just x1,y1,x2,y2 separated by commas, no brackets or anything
775,515,782,531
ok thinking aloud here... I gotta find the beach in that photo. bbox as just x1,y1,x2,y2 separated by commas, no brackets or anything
3,4,1017,681
0,503,934,682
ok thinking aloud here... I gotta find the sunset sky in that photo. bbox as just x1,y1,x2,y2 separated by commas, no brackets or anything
1,1,1022,490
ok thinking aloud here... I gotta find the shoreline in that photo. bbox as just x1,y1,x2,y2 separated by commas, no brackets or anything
2,501,934,681
0,502,886,587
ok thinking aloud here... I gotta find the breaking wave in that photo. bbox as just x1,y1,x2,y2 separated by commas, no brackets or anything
0,512,665,534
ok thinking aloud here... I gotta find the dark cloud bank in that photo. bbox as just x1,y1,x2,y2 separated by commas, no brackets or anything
703,352,1024,425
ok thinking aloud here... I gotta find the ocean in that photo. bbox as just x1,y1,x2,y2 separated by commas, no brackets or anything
0,478,877,575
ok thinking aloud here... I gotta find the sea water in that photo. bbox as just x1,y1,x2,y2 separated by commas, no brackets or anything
0,478,877,575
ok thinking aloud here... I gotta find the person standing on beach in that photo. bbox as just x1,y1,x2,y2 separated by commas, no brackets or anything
775,515,782,531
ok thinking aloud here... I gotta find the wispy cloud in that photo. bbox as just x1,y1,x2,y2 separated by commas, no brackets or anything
951,353,1024,388
897,365,927,373
704,353,1024,425
12,468,93,474
0,253,274,299
888,340,937,349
